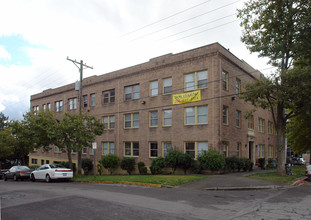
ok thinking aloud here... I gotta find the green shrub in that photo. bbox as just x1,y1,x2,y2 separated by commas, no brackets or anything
97,163,103,175
225,156,239,171
137,161,145,169
236,158,245,172
99,154,120,174
197,149,225,171
190,162,202,174
258,158,265,169
139,166,148,175
137,162,148,175
82,158,93,175
165,149,183,174
178,153,194,174
150,157,165,174
266,158,277,169
120,157,136,175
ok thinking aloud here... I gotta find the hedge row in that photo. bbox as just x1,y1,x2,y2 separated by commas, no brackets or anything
95,149,254,175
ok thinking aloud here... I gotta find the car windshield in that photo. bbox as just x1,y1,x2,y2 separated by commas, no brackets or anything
17,166,30,170
49,164,66,169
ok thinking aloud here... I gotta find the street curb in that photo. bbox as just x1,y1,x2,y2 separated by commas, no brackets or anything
292,177,308,186
74,180,163,188
202,185,284,191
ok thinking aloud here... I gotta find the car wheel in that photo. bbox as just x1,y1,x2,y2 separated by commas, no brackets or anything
4,175,7,181
45,174,51,183
31,174,35,182
13,175,18,181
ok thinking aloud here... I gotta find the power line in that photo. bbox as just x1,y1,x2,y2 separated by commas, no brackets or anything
120,0,212,37
170,19,239,43
129,1,241,42
156,13,236,42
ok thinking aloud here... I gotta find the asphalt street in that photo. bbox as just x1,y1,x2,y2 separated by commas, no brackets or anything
0,179,310,220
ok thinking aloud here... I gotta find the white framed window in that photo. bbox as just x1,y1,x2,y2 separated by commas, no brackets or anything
185,70,208,91
268,145,273,158
33,106,39,115
248,115,254,130
258,118,265,133
185,105,208,125
102,142,115,155
124,113,139,128
149,142,158,158
124,142,139,157
103,116,115,130
43,104,46,111
222,71,229,90
223,106,228,125
47,103,51,110
103,89,115,104
150,80,158,96
185,142,208,159
149,111,158,127
162,142,172,157
83,95,88,107
163,77,172,94
222,142,229,157
258,144,265,158
91,93,96,106
162,109,172,126
236,110,241,128
55,101,63,112
69,98,77,110
236,78,241,95
125,84,140,100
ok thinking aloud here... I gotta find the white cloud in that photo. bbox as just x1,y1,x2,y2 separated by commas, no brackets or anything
0,45,11,60
0,0,274,120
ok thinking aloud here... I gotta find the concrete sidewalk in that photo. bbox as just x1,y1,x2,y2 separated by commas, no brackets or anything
178,168,290,191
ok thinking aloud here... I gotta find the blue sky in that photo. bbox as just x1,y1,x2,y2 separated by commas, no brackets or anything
0,0,273,120
0,35,44,67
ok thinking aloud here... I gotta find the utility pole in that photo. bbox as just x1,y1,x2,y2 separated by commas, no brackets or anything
67,57,93,175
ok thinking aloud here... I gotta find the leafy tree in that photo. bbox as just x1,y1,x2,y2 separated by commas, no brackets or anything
287,113,311,160
120,157,136,175
0,112,9,130
164,148,182,174
99,154,120,174
0,128,15,166
53,113,104,174
237,0,311,174
9,119,37,165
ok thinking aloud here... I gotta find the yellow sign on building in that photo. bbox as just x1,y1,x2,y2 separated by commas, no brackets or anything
173,90,201,104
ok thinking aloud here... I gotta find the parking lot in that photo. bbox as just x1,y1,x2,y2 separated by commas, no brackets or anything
1,178,311,219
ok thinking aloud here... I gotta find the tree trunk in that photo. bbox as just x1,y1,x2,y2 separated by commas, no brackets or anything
78,144,82,174
66,147,73,171
276,104,286,175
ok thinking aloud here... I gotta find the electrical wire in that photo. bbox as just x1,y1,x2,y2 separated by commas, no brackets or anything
120,0,212,37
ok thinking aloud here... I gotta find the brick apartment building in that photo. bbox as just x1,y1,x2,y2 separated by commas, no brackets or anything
29,42,277,170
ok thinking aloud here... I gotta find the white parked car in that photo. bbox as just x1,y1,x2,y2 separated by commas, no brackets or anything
31,164,73,183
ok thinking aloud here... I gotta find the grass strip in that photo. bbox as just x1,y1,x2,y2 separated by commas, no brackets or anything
73,174,206,186
247,166,306,183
